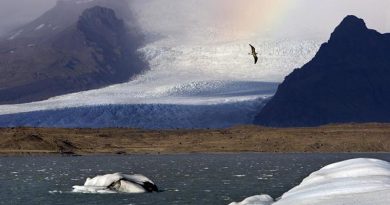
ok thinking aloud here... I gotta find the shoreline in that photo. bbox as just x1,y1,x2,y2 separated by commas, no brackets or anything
1,151,390,157
0,123,390,156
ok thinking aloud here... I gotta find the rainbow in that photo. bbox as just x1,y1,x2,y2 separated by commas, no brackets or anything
216,0,295,40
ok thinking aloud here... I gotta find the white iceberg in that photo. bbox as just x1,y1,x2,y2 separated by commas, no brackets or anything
230,158,390,205
72,173,158,194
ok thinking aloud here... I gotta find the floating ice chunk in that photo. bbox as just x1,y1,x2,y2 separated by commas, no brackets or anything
72,173,158,194
48,190,63,194
230,158,390,205
229,195,274,205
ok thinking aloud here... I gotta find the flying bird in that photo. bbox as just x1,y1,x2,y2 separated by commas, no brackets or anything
249,44,258,64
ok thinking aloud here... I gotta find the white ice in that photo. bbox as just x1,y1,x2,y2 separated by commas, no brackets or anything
230,158,390,205
72,173,155,194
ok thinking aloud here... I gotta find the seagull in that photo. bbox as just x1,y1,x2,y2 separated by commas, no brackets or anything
249,44,258,64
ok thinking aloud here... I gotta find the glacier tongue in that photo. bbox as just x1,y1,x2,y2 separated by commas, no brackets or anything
0,80,276,129
0,97,270,129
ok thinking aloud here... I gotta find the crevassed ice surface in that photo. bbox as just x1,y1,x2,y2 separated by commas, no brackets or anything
231,158,390,205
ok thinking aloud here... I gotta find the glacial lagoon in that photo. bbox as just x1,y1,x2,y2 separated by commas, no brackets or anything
1,153,390,205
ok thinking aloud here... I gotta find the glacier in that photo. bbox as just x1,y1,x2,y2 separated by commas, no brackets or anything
229,158,390,205
0,39,320,128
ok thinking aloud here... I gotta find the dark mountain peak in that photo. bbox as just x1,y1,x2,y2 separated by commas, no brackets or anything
81,6,117,20
336,15,367,32
310,15,385,66
78,6,123,31
254,16,390,127
328,15,373,43
76,6,128,52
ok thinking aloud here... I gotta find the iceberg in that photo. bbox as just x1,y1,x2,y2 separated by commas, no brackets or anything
230,158,390,205
72,173,158,194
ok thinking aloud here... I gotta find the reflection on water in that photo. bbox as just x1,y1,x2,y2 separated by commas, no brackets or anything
1,153,389,205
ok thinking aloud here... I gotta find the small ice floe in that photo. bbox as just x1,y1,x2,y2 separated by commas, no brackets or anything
49,190,63,194
72,173,158,194
222,179,231,185
229,158,390,205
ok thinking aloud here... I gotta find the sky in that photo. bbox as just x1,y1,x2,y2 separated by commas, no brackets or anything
130,0,390,42
0,0,390,41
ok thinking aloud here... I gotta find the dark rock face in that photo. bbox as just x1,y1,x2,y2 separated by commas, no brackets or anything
0,1,147,104
255,15,390,127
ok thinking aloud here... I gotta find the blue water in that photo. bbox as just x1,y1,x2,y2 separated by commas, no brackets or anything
1,153,389,205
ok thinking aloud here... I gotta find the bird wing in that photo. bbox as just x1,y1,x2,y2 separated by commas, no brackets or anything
249,44,256,53
254,55,258,64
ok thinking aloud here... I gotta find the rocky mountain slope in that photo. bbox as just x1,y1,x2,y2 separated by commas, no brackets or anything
0,0,147,104
255,15,390,127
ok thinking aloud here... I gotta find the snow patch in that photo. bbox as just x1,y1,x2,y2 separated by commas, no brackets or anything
34,24,45,31
8,30,23,40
